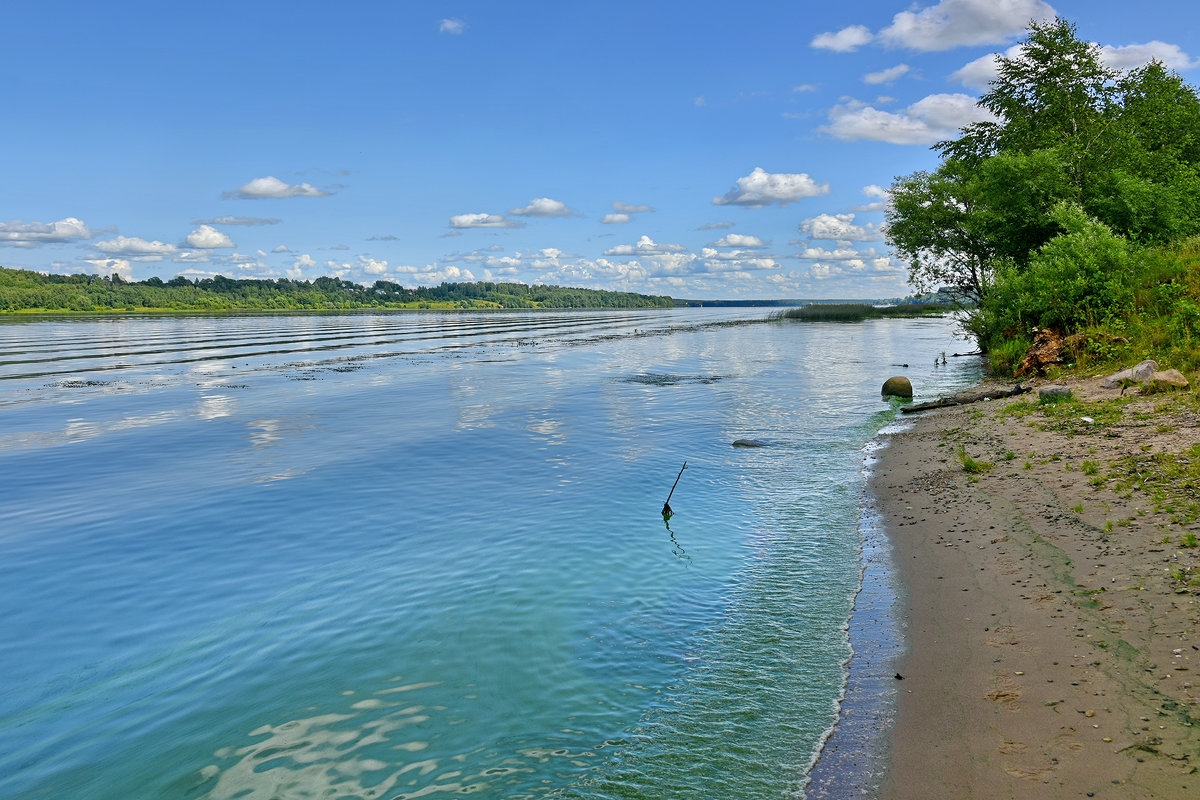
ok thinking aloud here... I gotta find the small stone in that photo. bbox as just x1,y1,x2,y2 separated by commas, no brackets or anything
1039,385,1072,401
1103,737,1113,743
1085,710,1095,717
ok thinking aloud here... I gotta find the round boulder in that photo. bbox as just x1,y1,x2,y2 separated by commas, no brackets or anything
882,375,913,399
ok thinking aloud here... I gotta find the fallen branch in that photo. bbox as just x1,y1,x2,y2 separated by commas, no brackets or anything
900,383,1030,414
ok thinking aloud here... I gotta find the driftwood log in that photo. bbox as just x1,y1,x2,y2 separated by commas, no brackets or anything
900,383,1030,414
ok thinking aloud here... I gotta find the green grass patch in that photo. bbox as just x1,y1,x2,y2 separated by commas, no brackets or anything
957,444,994,474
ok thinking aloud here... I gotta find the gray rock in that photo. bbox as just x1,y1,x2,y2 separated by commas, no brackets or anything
882,375,913,398
1038,385,1073,401
732,439,769,448
1100,359,1158,389
1144,369,1189,392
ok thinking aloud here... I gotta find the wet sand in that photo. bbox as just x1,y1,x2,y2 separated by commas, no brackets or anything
875,377,1200,799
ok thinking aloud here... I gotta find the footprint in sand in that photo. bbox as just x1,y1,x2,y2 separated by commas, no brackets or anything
986,674,1023,707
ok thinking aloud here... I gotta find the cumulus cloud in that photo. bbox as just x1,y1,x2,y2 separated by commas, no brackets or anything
224,176,331,199
713,167,831,207
0,217,92,247
852,184,892,212
439,18,465,34
811,25,874,53
448,212,523,229
798,213,883,242
696,221,735,231
711,233,766,248
821,93,996,145
509,197,577,217
83,258,134,280
612,201,654,214
604,235,687,256
864,64,911,84
94,236,178,260
796,245,873,260
879,0,1056,52
1100,41,1200,70
287,253,316,280
185,225,235,249
192,215,281,226
950,45,1022,89
601,213,631,224
272,244,291,253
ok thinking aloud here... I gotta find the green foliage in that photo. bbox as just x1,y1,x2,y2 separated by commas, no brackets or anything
0,268,674,313
979,203,1135,346
887,17,1200,363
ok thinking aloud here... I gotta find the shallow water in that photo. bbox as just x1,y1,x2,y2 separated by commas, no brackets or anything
0,308,980,799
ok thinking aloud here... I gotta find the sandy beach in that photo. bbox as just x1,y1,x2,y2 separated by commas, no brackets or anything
874,376,1200,798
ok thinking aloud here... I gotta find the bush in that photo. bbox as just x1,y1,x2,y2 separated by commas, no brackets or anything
979,203,1136,351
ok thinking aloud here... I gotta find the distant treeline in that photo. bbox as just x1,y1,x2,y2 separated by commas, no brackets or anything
0,268,674,312
773,303,954,322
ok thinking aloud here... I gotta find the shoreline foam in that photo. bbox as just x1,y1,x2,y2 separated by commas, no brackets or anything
869,377,1200,798
806,428,909,799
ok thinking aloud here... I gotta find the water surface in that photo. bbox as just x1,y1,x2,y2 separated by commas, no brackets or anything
0,309,980,798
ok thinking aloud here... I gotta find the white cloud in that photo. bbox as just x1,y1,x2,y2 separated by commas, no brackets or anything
821,93,996,145
185,225,235,249
604,235,687,257
711,233,766,248
613,201,654,214
697,221,735,231
509,197,576,217
94,236,178,260
272,244,291,253
879,0,1056,52
0,217,92,247
950,45,1022,89
796,245,871,260
83,258,133,280
601,213,631,224
811,25,874,53
360,257,389,275
863,64,911,84
287,253,316,279
1100,41,1200,71
439,18,465,34
852,184,892,212
192,215,281,226
793,84,818,93
225,176,331,199
694,95,707,107
713,167,831,207
799,213,883,242
448,212,523,229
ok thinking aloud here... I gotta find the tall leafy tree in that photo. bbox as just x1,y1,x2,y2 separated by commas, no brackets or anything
887,18,1200,310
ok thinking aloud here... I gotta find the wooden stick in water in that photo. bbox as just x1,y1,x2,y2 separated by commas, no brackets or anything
662,461,687,518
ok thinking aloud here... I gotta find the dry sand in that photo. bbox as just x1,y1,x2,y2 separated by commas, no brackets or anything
876,376,1200,799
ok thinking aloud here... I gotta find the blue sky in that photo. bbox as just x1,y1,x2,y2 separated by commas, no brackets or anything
2,0,1197,300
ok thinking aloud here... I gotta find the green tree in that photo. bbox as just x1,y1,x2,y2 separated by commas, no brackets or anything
887,17,1200,332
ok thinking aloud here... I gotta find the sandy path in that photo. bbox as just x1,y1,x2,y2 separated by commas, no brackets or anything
876,378,1200,799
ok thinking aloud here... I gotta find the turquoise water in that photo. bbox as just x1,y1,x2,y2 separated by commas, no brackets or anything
0,309,979,799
